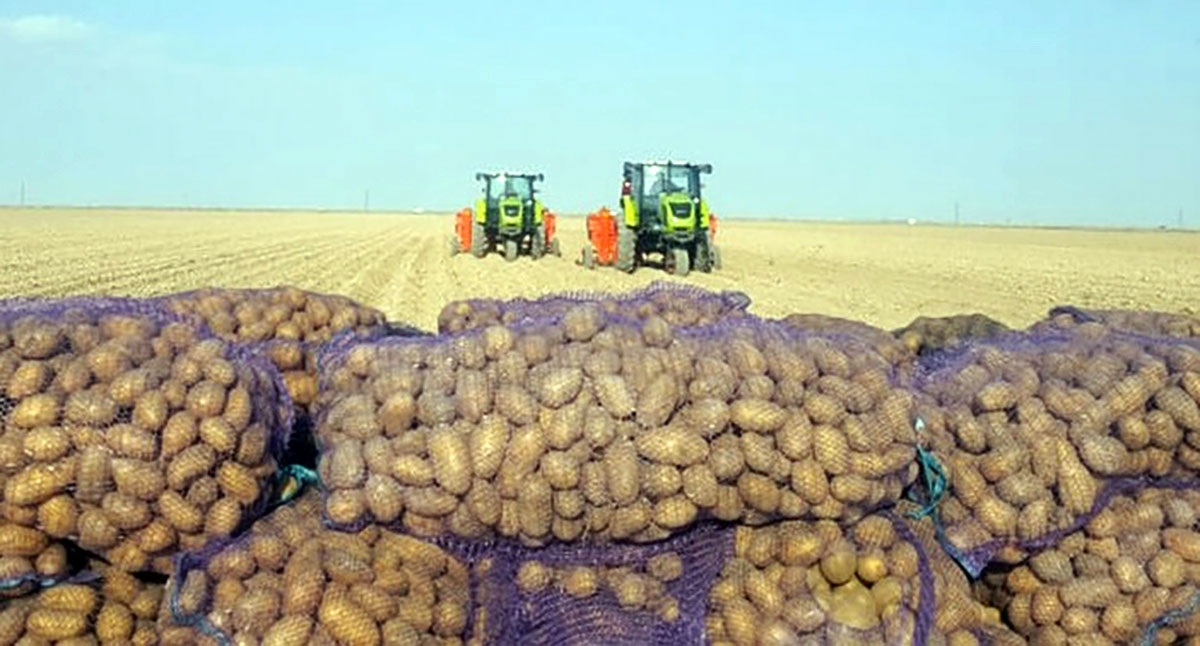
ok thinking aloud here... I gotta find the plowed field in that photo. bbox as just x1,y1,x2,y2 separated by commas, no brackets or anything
2,208,1196,331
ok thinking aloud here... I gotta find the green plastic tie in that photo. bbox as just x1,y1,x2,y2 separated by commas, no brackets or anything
275,464,320,506
905,417,948,521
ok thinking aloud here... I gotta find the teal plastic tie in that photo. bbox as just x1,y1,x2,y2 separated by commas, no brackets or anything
275,464,321,507
905,417,948,521
1142,587,1200,646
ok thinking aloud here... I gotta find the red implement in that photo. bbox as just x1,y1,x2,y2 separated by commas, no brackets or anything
586,208,618,265
455,208,472,252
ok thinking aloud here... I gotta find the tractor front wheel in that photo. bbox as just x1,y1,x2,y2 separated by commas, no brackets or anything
531,226,546,259
504,238,518,262
471,222,487,258
668,247,690,277
616,225,636,273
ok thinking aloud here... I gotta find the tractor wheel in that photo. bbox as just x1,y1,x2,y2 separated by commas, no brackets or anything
616,225,636,273
550,238,561,257
582,246,596,270
448,236,459,257
531,226,546,259
712,244,722,270
694,240,711,273
668,247,690,277
470,222,487,258
504,238,518,262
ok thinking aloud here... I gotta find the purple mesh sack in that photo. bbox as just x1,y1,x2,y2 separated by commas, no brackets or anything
156,286,394,417
436,281,753,334
160,488,485,646
469,522,731,646
911,325,1200,576
0,562,162,643
971,483,1200,645
892,313,1011,359
780,312,914,370
0,296,293,575
313,307,918,544
704,508,1024,646
1033,304,1200,339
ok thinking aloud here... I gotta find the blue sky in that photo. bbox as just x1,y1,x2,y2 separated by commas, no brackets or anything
0,2,1196,226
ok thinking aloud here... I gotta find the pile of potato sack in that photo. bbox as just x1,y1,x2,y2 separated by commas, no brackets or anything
2,282,1199,646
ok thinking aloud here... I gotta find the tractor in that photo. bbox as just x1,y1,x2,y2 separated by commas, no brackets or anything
450,172,559,261
580,161,720,275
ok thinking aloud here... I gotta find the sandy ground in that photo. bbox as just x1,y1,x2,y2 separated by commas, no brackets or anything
0,208,1195,333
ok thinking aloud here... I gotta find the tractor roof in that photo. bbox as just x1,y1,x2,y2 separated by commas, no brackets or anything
475,172,544,181
625,161,712,172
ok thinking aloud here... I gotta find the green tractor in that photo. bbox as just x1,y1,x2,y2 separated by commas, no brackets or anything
614,161,720,275
457,172,560,262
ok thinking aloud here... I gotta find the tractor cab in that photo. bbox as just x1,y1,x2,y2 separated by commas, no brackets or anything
620,162,712,240
477,172,542,233
453,171,557,262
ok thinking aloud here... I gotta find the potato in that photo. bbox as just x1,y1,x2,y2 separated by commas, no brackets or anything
428,429,472,495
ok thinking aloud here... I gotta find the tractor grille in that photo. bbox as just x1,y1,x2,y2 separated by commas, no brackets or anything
503,205,520,216
670,203,693,219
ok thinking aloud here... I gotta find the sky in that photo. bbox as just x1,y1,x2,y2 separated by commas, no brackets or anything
0,2,1196,226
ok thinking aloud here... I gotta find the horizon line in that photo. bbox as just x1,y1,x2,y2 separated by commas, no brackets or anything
0,203,1193,234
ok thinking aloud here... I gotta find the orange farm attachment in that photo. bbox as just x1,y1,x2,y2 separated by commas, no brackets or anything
544,210,557,245
709,212,718,240
454,208,473,253
586,207,618,265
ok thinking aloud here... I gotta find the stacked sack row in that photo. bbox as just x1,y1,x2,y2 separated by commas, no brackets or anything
0,288,389,644
909,310,1200,646
272,285,1029,645
3,281,1199,646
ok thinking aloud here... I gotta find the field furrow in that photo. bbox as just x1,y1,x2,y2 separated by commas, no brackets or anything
1,208,1197,332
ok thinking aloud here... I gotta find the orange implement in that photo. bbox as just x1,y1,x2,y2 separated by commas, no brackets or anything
586,207,618,265
455,208,473,252
544,211,557,244
709,212,718,240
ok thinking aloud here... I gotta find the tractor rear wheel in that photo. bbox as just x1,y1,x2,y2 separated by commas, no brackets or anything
712,244,722,270
616,225,636,273
668,247,690,277
582,246,596,269
550,238,561,257
471,222,487,258
531,225,546,259
448,236,459,257
504,238,518,262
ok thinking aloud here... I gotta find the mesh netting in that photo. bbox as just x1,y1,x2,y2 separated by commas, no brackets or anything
971,484,1200,646
702,509,1022,646
469,521,731,645
435,281,753,334
159,286,387,345
781,312,914,369
157,287,397,422
0,297,293,575
0,538,95,599
160,488,483,646
312,310,918,543
892,314,1011,359
1033,305,1200,340
0,562,163,644
911,325,1200,576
